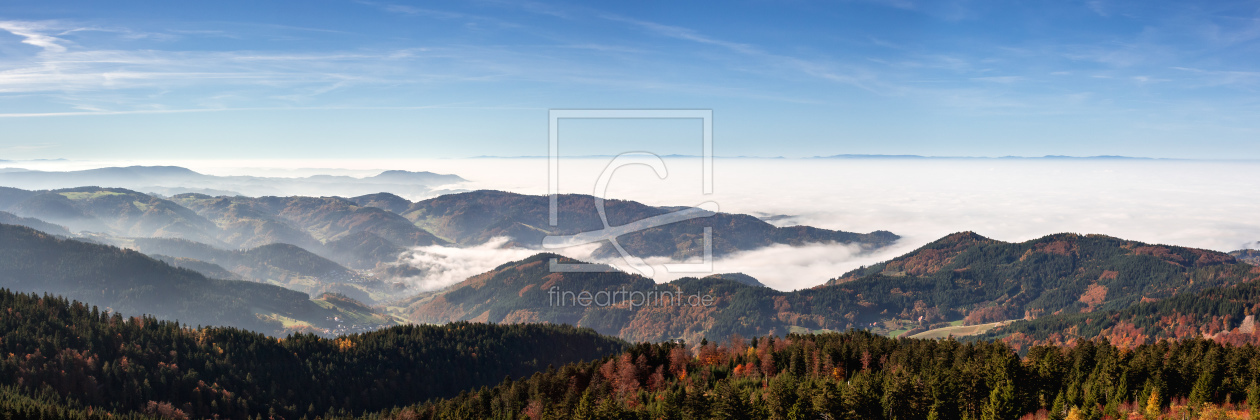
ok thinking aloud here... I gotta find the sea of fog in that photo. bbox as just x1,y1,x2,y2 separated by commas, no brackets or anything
7,157,1259,291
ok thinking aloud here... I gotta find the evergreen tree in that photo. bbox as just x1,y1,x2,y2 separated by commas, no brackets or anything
1247,382,1259,420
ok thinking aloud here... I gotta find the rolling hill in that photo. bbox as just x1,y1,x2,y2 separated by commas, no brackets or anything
1230,249,1260,265
0,223,383,335
977,267,1260,351
123,237,376,299
170,193,446,267
0,186,436,273
384,190,898,259
3,187,224,245
406,232,1259,343
0,210,71,236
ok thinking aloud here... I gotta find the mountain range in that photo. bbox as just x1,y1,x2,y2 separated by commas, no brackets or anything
0,223,389,335
405,232,1259,344
3,175,1253,351
0,222,1257,419
0,184,899,303
387,189,897,259
0,165,465,198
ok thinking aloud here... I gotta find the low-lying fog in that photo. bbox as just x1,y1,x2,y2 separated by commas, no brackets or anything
8,157,1259,291
406,157,1260,290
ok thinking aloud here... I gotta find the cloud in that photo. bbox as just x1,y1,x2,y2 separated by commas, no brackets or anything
631,241,901,291
0,143,57,152
0,21,68,53
39,157,1255,291
603,15,762,55
394,237,601,291
375,157,1260,291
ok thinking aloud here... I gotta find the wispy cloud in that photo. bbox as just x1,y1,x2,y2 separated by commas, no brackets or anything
0,104,545,118
0,21,70,53
0,143,57,152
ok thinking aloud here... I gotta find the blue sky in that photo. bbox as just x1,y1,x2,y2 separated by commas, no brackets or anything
0,0,1258,159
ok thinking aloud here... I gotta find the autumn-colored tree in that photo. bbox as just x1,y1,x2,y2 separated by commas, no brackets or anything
1144,388,1160,420
1064,406,1084,420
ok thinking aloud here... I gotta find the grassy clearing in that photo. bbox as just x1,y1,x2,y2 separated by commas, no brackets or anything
59,191,126,200
261,313,312,329
908,320,1015,339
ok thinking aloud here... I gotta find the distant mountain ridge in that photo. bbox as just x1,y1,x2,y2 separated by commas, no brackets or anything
128,238,368,297
376,189,898,259
5,186,225,244
1229,249,1260,265
0,165,466,198
0,210,71,236
0,186,429,269
0,185,899,303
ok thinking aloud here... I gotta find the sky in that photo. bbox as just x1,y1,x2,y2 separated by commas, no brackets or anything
1,0,1259,159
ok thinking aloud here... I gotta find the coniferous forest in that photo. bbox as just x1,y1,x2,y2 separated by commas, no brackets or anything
2,287,1259,420
353,332,1260,420
0,289,625,419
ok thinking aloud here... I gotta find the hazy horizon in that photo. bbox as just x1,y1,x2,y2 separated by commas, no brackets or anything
2,157,1255,291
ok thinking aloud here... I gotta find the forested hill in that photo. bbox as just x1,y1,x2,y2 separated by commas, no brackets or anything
392,190,898,259
349,330,1260,420
407,232,1258,343
1231,249,1260,265
0,289,627,419
980,269,1260,351
0,223,356,334
826,231,1253,320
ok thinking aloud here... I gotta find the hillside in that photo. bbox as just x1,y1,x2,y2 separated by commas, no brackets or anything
170,193,446,268
1230,249,1260,265
3,187,223,244
0,223,374,334
978,270,1260,351
0,210,71,236
0,186,448,272
407,232,1259,343
398,190,898,259
357,331,1260,420
0,289,625,419
825,231,1251,319
125,237,378,299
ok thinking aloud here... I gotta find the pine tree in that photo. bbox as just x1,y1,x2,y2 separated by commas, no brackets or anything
573,389,594,420
1050,391,1067,420
981,374,1016,420
1189,371,1215,408
1247,381,1259,420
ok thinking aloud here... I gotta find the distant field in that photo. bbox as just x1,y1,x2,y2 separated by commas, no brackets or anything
909,320,1014,339
59,191,125,200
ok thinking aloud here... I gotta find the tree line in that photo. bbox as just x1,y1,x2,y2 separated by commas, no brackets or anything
0,288,626,419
